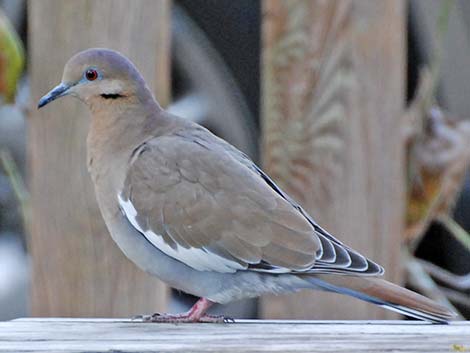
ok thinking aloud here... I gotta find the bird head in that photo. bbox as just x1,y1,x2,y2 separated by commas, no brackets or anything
38,48,147,109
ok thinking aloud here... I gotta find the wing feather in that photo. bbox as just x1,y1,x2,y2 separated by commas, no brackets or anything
120,126,383,276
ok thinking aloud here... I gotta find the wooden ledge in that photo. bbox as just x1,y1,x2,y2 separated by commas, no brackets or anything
0,319,469,352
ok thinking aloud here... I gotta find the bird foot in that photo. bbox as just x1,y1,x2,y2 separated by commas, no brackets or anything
131,297,233,323
132,312,233,323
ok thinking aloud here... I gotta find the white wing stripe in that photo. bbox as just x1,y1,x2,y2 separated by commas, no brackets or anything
118,194,245,273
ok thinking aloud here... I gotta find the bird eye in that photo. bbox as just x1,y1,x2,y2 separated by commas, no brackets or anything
85,69,98,81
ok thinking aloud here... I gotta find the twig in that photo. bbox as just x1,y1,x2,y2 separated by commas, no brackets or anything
404,1,457,250
407,0,455,135
418,258,470,291
0,149,29,227
425,0,454,110
439,286,470,310
405,253,462,319
436,214,470,252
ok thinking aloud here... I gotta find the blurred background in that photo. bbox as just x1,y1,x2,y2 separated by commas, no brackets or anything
0,0,469,321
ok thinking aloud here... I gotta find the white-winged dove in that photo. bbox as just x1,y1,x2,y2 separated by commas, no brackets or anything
38,48,455,323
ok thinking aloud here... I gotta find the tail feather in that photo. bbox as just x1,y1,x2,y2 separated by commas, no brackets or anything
305,275,456,323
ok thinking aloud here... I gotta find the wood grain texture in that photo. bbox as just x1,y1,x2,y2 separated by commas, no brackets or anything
0,319,469,352
261,0,406,319
28,0,170,317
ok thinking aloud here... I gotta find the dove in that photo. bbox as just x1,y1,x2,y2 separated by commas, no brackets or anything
38,48,455,323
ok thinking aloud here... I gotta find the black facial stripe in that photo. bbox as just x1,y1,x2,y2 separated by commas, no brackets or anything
100,93,125,99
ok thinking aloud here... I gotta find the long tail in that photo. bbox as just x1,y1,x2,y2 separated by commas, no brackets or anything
304,274,456,323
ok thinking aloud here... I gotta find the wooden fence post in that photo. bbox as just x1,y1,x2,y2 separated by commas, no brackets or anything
261,0,406,319
28,0,171,317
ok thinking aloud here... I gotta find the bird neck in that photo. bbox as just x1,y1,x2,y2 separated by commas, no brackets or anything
86,93,165,187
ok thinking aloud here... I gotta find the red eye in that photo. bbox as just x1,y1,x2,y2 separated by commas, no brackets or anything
85,69,98,81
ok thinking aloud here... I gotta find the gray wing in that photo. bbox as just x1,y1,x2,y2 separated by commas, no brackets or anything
119,126,383,276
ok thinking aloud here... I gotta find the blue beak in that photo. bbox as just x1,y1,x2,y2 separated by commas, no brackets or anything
37,83,71,109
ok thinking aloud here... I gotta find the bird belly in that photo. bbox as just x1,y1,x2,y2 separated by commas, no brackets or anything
96,197,311,303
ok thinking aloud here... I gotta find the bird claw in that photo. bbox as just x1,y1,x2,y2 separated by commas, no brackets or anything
130,312,234,323
131,314,153,321
199,314,234,323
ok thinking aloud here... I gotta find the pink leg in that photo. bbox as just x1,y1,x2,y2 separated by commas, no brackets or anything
135,298,233,323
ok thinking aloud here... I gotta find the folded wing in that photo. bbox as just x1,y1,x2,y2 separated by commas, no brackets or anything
119,126,383,276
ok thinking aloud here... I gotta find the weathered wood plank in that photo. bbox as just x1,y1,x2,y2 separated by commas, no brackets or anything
28,0,170,317
0,319,469,353
261,0,406,319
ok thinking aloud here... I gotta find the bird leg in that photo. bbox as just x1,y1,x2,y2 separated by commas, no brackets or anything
135,297,233,323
